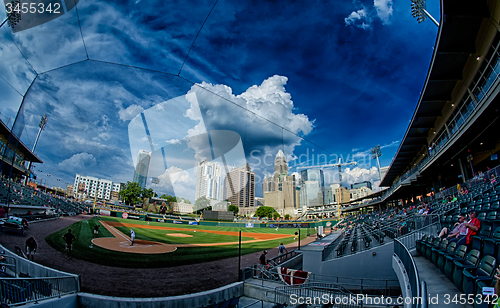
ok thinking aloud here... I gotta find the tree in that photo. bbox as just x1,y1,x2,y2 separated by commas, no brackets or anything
228,204,239,215
160,194,177,203
255,206,277,218
195,196,211,211
176,196,191,204
141,188,155,199
118,181,142,206
284,214,291,220
273,211,281,219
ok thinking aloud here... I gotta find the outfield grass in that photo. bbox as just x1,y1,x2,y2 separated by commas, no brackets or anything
45,217,309,268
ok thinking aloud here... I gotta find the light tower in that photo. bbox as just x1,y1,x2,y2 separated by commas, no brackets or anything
371,145,382,181
0,0,21,29
410,0,439,27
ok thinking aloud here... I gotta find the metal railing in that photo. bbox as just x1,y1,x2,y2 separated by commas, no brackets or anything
0,276,79,306
274,282,363,308
397,221,440,250
242,263,399,297
394,238,421,308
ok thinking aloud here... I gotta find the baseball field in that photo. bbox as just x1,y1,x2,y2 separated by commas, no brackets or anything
45,216,310,268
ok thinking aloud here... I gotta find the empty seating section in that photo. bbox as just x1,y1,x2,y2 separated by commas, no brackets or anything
0,178,87,217
331,185,461,259
415,180,500,299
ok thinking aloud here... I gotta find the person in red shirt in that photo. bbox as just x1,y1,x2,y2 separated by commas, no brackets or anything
464,210,480,247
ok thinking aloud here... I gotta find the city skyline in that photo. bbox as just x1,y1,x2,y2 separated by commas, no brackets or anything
0,1,440,202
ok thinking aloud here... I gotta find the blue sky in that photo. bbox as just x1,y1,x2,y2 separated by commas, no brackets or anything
0,0,440,201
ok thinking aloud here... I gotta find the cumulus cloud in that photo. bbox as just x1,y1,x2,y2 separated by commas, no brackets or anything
344,8,371,29
345,0,393,29
58,152,97,171
374,0,393,25
157,166,196,201
185,75,314,186
342,166,382,191
118,104,144,122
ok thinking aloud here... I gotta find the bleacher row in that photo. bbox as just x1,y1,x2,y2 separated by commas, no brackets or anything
0,178,87,217
331,179,500,262
415,181,500,307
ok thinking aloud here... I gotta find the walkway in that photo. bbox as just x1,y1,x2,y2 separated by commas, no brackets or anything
412,250,473,308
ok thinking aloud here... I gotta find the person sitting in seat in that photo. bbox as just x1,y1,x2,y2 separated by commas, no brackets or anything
457,210,480,248
439,214,467,241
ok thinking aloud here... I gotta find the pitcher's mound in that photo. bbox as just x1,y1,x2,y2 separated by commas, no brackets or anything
166,233,193,237
92,238,177,254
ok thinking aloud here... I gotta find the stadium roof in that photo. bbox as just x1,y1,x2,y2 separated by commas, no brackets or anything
381,0,490,187
0,120,43,164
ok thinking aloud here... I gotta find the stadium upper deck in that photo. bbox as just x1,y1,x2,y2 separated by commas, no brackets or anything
367,0,500,207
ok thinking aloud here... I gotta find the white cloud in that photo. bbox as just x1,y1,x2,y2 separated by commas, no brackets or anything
345,0,393,29
186,75,314,182
166,139,181,145
381,140,399,149
342,166,382,191
161,166,191,184
118,104,144,122
344,8,371,29
58,152,97,171
374,0,393,25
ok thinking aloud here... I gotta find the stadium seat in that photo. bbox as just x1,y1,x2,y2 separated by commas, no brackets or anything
431,239,449,265
416,234,428,255
444,245,468,279
426,237,442,261
483,211,497,227
474,279,496,308
471,225,492,252
482,227,500,260
421,236,435,258
452,249,481,290
491,201,500,212
437,241,457,274
461,255,496,295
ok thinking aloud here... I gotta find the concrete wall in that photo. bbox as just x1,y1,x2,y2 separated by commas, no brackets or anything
24,294,78,308
78,282,243,308
392,255,412,308
304,242,399,287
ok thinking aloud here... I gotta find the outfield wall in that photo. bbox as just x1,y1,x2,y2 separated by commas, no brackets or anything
98,209,339,229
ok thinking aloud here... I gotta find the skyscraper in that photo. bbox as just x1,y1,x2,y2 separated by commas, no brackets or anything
263,150,300,217
224,163,255,214
195,160,223,201
133,150,151,189
299,169,325,210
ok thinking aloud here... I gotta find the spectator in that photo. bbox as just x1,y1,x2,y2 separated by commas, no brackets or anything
258,250,268,278
439,214,467,241
458,211,480,248
25,236,37,261
62,229,76,259
278,243,288,257
398,218,407,237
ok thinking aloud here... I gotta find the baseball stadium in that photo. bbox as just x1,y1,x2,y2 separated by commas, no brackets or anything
1,0,500,308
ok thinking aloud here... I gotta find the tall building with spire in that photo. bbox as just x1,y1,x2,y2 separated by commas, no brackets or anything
263,150,300,217
133,150,151,189
223,163,255,215
195,160,223,201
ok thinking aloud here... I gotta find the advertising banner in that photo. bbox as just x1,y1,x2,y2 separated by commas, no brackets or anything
100,210,111,216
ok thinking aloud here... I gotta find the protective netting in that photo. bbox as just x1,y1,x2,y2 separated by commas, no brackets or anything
0,0,387,213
